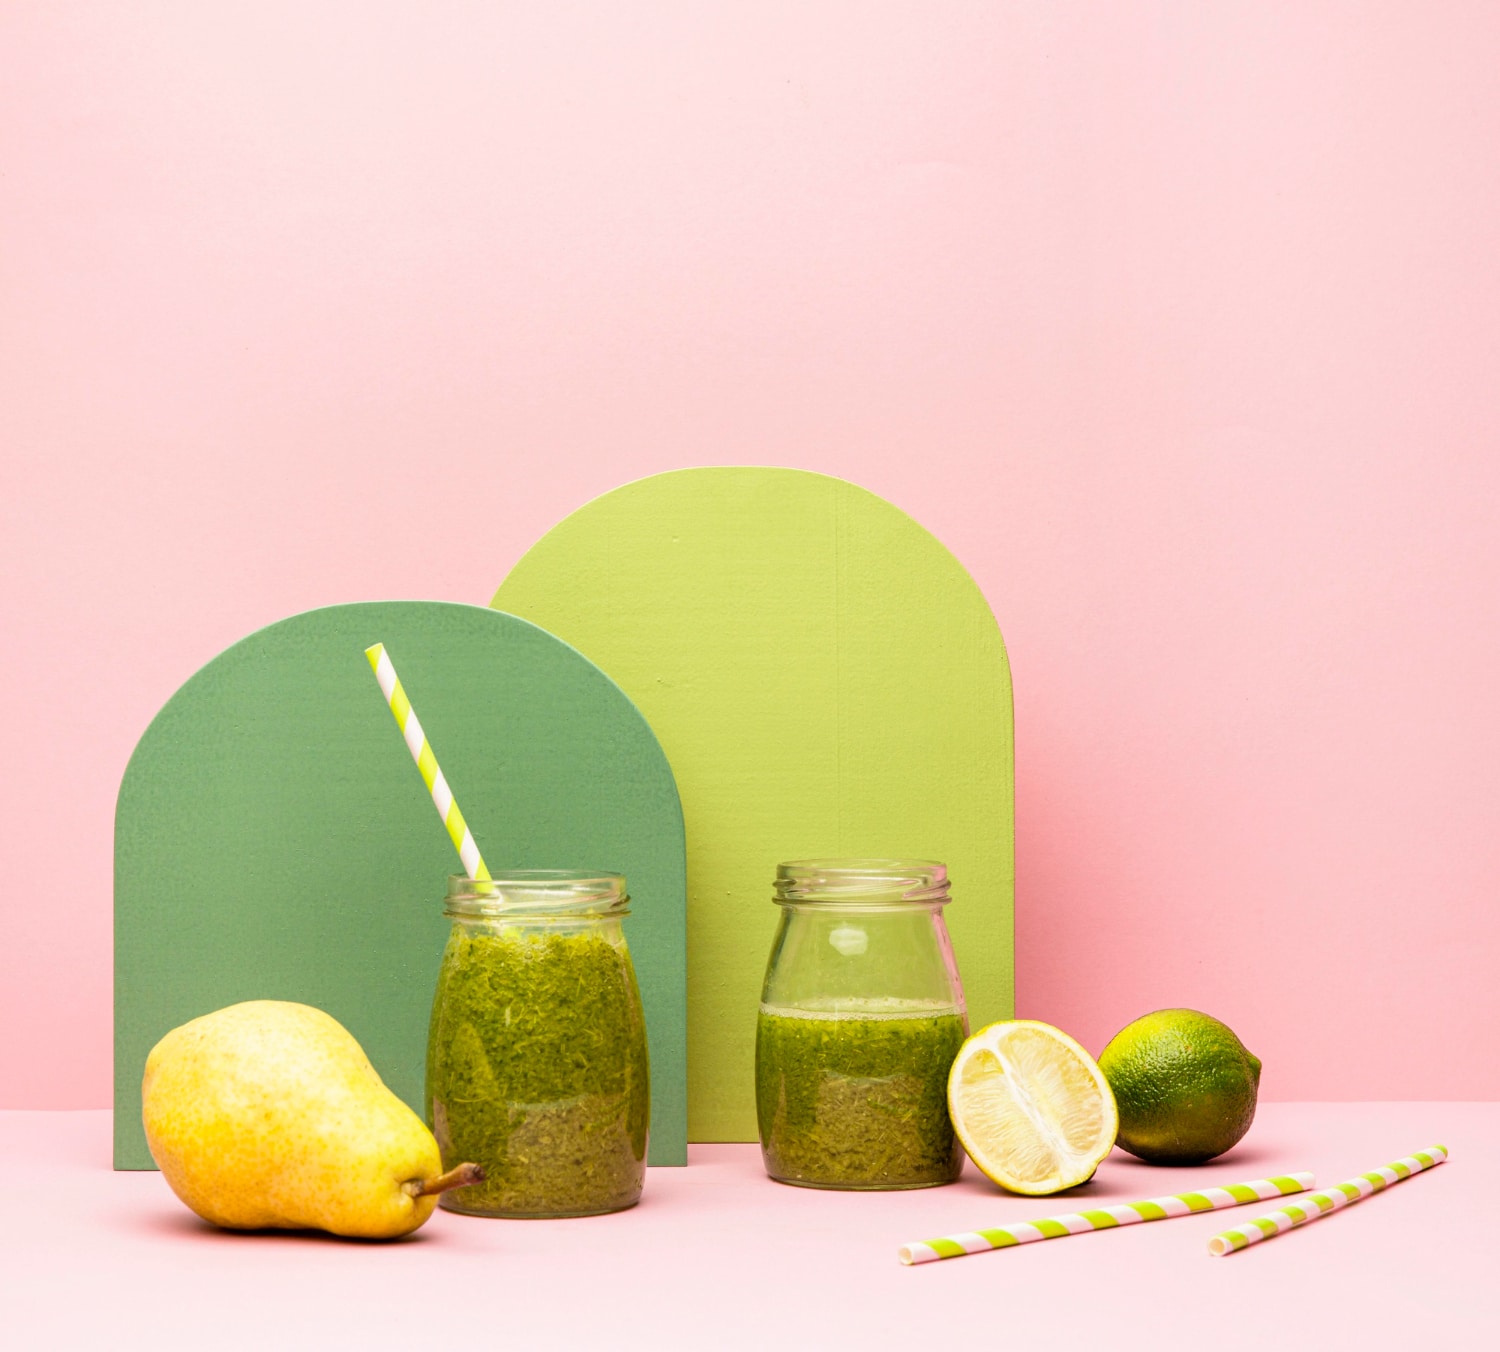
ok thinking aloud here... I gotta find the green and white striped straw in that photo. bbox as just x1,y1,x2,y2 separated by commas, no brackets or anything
364,642,490,881
1207,1145,1447,1256
898,1171,1314,1265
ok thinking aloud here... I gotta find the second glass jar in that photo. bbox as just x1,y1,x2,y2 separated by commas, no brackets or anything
755,859,968,1190
425,871,650,1218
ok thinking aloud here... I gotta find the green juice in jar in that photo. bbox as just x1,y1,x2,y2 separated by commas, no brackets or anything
427,912,650,1218
756,998,967,1189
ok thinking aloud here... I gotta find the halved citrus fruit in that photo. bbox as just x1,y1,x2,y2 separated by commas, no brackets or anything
947,1020,1118,1195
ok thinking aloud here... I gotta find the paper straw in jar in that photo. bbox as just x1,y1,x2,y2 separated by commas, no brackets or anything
898,1171,1314,1265
1207,1145,1447,1256
364,642,491,881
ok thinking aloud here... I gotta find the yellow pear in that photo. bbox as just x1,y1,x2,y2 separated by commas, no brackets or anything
142,1000,482,1239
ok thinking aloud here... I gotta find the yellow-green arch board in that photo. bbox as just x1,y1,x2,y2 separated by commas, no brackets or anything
493,468,1013,1141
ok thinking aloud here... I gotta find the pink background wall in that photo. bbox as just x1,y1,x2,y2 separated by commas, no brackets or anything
3,3,1497,1107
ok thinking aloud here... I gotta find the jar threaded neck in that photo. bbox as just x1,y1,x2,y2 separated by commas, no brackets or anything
445,870,628,918
773,859,950,907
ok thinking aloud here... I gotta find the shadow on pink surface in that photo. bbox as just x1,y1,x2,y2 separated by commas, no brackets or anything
115,1208,438,1247
6,1105,1491,1346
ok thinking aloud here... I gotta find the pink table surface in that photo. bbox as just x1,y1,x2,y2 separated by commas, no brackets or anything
6,1104,1492,1348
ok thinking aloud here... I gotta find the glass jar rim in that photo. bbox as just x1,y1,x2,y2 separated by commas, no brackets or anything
773,858,950,907
444,870,628,917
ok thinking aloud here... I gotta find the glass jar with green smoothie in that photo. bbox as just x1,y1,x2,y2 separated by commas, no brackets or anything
756,859,967,1190
426,871,650,1218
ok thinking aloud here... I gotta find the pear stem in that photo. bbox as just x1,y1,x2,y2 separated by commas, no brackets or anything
404,1162,486,1198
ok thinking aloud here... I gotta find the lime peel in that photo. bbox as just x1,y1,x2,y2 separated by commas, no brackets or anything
1099,1008,1261,1166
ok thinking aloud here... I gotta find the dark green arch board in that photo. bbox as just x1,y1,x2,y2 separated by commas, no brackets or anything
492,468,1014,1142
115,602,686,1168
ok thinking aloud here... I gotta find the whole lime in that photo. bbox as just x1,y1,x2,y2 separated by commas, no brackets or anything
1098,1009,1261,1165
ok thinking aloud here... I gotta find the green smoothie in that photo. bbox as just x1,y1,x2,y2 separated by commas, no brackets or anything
426,923,650,1217
755,1000,967,1189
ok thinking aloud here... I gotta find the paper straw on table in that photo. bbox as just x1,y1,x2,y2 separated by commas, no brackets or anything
364,642,490,881
898,1171,1314,1265
1207,1145,1447,1256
